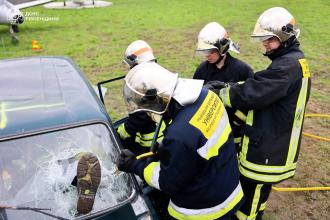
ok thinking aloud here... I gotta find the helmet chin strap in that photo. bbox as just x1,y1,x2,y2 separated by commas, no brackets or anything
263,48,279,56
215,53,226,64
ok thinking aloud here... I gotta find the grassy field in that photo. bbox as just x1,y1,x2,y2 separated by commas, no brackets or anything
0,0,329,219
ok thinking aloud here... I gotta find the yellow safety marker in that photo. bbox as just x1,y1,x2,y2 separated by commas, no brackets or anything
272,186,330,192
136,151,155,160
302,132,330,142
303,113,330,142
114,151,156,176
305,113,330,118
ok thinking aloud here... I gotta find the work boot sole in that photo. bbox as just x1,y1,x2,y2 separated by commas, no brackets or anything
76,153,101,214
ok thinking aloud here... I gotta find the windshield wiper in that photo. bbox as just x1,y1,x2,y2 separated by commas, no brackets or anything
0,205,69,220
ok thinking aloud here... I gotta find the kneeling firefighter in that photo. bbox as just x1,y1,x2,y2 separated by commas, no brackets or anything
116,62,244,219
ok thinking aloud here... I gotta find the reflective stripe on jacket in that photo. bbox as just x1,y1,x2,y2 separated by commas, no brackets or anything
194,53,253,150
139,89,244,219
116,112,166,147
219,42,311,183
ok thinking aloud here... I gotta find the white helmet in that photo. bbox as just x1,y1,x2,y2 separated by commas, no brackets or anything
251,7,300,43
196,22,240,56
124,62,178,114
124,40,156,68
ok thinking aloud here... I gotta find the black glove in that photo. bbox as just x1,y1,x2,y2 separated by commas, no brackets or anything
203,81,227,95
116,149,138,173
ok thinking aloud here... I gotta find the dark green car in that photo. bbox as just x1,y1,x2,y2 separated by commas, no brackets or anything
0,57,158,220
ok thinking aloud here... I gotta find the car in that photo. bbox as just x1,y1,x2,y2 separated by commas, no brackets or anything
0,56,158,220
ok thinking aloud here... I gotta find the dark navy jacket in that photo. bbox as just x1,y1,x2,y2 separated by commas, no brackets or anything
133,89,244,219
193,53,253,83
194,53,254,150
220,41,311,183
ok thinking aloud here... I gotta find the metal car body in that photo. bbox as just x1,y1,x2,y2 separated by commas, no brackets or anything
0,56,156,220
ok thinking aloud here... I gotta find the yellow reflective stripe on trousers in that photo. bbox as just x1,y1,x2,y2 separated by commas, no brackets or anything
143,162,160,190
235,193,266,219
234,110,247,122
168,182,243,220
197,113,232,160
235,210,249,220
259,202,267,211
235,210,257,220
117,124,131,139
241,110,254,160
239,165,296,183
219,87,232,108
250,184,262,218
286,60,310,165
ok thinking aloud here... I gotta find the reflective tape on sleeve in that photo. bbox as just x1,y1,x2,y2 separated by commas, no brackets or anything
117,124,131,139
143,162,160,190
219,87,232,108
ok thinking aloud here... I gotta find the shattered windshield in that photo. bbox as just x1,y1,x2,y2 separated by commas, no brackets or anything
0,123,133,219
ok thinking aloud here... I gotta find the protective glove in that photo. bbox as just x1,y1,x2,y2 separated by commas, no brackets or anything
203,81,228,95
116,149,138,173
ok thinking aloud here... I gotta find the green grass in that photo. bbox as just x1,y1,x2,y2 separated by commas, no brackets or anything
1,0,329,114
0,1,329,219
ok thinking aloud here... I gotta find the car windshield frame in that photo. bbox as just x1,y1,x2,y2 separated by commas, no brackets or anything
0,120,138,220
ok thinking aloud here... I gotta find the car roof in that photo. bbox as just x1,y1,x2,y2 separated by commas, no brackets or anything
0,56,110,140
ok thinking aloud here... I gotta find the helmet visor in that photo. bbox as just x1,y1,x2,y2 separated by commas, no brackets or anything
123,57,136,69
123,83,173,114
250,35,275,42
195,48,218,57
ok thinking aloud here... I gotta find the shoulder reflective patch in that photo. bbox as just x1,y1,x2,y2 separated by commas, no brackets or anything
298,59,311,78
219,87,232,108
189,91,224,139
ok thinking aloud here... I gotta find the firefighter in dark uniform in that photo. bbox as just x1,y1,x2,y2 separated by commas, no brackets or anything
117,40,166,155
206,7,311,220
116,62,244,219
194,22,254,150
